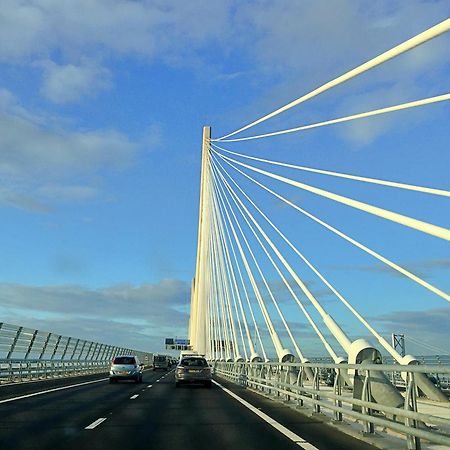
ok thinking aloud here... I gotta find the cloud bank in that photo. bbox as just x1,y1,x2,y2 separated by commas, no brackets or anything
0,279,191,351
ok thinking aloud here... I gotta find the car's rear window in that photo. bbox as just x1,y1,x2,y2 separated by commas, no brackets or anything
180,357,208,367
113,356,136,365
155,356,166,362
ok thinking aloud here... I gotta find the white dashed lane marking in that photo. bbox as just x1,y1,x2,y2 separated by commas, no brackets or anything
85,417,107,430
130,394,139,400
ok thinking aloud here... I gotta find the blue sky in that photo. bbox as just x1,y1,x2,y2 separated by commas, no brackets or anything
0,1,449,357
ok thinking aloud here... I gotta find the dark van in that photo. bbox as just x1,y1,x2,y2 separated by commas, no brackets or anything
154,355,169,371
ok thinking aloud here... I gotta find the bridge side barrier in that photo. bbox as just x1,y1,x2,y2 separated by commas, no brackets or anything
0,322,153,384
213,361,450,450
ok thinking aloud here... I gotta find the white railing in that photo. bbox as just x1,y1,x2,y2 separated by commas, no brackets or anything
213,361,450,450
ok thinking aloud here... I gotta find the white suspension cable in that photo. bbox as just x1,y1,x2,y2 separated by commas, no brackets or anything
215,153,450,304
213,166,301,361
214,163,307,361
216,152,450,242
213,154,408,362
215,181,268,361
213,157,341,361
212,144,450,198
210,179,242,359
211,168,285,360
209,178,231,361
217,18,450,140
206,181,222,360
211,247,225,361
213,231,233,360
210,178,251,360
215,93,450,142
212,171,270,360
206,246,216,360
213,156,353,355
210,190,234,361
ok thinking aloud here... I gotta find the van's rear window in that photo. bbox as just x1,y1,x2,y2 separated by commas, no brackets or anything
113,357,136,365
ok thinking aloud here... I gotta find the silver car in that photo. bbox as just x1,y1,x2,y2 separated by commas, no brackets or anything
175,356,212,388
109,355,143,383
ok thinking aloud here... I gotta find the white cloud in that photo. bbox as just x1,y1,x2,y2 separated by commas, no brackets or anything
0,114,135,176
0,89,136,177
0,0,232,62
0,89,164,211
37,184,101,202
38,60,111,103
0,187,54,213
0,279,191,349
2,2,448,112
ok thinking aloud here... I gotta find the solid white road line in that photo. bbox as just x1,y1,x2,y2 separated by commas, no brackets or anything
212,380,318,450
130,394,139,400
0,378,108,404
85,417,107,430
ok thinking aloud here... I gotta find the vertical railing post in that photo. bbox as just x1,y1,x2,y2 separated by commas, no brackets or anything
333,367,343,422
99,344,108,362
313,367,320,413
39,333,52,359
77,341,88,374
61,337,71,360
25,329,38,360
7,326,23,359
296,364,304,407
361,369,374,434
61,337,71,376
405,370,421,450
70,339,80,360
51,335,62,360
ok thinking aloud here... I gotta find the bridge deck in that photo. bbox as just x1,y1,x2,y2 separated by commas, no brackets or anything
0,370,378,450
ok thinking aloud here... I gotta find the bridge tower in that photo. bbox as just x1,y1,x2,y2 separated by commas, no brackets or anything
189,126,211,357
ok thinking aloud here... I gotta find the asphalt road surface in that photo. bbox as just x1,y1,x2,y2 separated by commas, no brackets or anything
0,370,378,450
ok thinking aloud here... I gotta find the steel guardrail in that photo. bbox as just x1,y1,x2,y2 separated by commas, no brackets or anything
213,361,450,450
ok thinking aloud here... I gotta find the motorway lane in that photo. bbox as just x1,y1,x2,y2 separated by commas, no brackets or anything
0,370,379,450
0,369,163,449
0,372,109,402
67,370,305,450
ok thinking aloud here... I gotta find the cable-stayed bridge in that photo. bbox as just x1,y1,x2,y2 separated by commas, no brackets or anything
1,17,450,450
